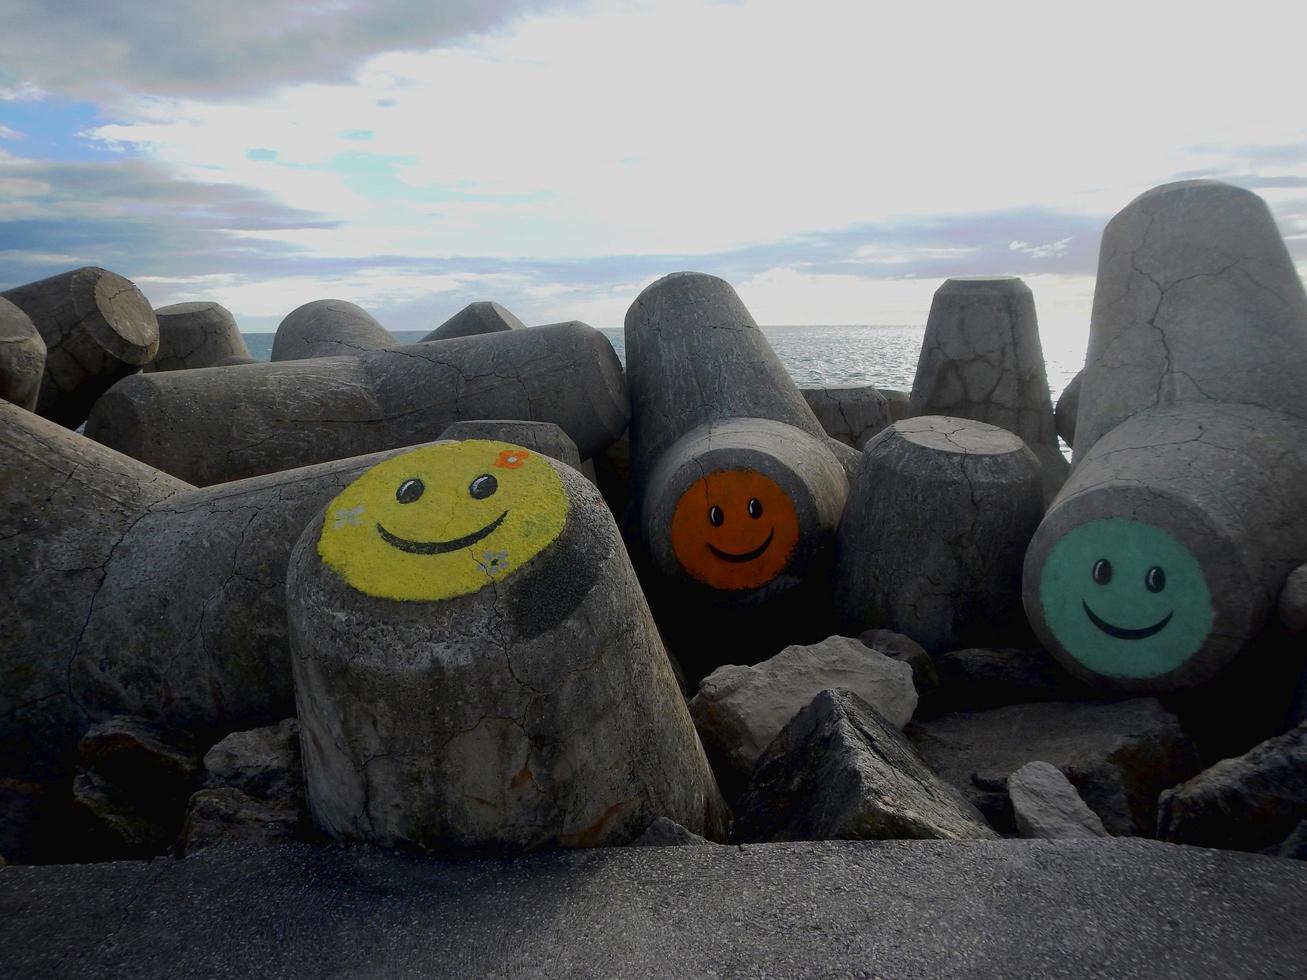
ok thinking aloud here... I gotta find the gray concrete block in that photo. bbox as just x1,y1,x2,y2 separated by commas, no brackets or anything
145,302,250,372
270,299,395,360
0,295,46,410
421,300,525,342
800,384,894,449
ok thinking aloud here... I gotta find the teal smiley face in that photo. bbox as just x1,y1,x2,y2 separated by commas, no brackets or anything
1038,517,1214,679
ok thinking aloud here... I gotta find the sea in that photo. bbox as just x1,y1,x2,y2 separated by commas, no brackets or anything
240,325,1086,401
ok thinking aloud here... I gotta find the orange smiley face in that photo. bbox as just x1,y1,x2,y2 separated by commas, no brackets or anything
669,468,801,590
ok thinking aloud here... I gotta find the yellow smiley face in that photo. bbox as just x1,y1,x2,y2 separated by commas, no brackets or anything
317,440,569,601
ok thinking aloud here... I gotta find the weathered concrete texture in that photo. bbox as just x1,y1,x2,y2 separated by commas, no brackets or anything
0,295,46,410
1008,761,1111,840
690,635,917,800
1158,721,1307,853
879,387,911,421
0,401,460,789
834,416,1044,653
800,385,894,449
269,299,396,360
1076,180,1307,457
1024,403,1307,693
909,277,1068,501
2,266,159,428
623,272,830,496
4,839,1307,980
1055,368,1082,448
909,698,1200,836
641,417,848,602
422,300,525,342
287,451,728,853
145,302,250,372
736,690,997,843
1279,564,1307,633
439,419,583,470
213,354,259,366
70,717,202,861
85,321,629,485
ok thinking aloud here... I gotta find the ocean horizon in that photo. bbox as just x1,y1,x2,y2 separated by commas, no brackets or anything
240,324,1085,400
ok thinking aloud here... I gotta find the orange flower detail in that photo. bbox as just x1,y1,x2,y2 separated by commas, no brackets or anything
495,449,529,469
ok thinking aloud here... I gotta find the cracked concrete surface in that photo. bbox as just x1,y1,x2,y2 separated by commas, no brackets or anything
144,302,250,372
287,457,728,852
85,320,630,485
909,276,1067,503
270,299,397,362
2,267,159,428
0,295,46,410
800,385,894,449
421,301,525,342
834,416,1044,653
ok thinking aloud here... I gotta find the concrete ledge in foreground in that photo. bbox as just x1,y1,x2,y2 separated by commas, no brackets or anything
1,838,1304,979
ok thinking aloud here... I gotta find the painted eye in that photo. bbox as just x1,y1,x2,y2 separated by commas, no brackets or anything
1145,566,1166,593
469,474,498,499
708,505,724,526
748,497,763,519
396,478,424,504
1092,559,1112,585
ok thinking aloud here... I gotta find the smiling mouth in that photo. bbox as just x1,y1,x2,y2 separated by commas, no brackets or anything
376,511,508,555
1082,601,1174,640
706,528,775,563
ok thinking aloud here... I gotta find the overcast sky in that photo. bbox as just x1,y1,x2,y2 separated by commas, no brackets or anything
1,0,1304,342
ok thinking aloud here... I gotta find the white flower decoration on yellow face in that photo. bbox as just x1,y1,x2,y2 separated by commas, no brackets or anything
317,441,568,601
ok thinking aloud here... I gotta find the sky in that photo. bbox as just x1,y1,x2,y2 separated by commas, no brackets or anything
1,0,1305,346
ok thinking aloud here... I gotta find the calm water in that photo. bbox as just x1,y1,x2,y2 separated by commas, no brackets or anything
241,324,1084,400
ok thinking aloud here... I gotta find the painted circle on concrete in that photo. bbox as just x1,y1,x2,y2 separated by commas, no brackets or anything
669,468,800,591
1038,516,1213,679
318,440,568,601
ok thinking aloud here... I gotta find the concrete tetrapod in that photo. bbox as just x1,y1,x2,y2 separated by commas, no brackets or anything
438,419,583,470
1,266,158,428
86,321,629,485
269,299,397,361
145,302,251,372
834,416,1044,653
1023,403,1307,693
0,399,460,785
0,295,46,410
286,440,728,853
421,301,525,342
909,276,1067,503
800,385,894,449
1074,180,1307,458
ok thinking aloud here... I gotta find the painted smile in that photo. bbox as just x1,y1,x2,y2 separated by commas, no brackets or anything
706,528,775,563
1082,601,1174,640
376,511,509,555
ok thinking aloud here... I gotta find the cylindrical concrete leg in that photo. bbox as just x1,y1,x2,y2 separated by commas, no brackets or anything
421,301,525,342
146,302,250,372
0,296,46,410
270,299,396,361
834,416,1043,652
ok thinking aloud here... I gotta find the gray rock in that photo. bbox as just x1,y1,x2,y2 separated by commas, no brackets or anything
1157,721,1307,852
909,276,1068,502
834,417,1044,652
202,718,302,805
928,646,1079,714
2,266,158,428
0,399,467,789
1278,564,1307,634
4,837,1307,979
178,787,303,855
1277,820,1307,860
1075,180,1307,458
421,300,525,342
86,321,628,485
145,302,250,372
1008,761,1111,840
287,443,728,852
438,419,583,470
736,689,998,843
0,295,45,410
857,628,938,697
1024,404,1307,693
623,272,830,499
909,698,1199,835
800,385,894,449
270,299,395,360
1054,368,1082,448
629,816,711,847
690,635,917,800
